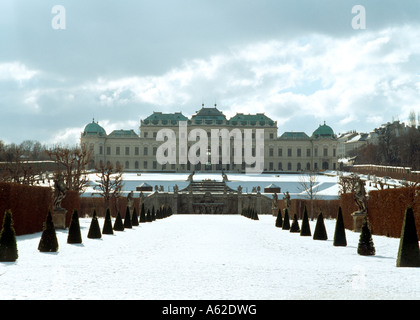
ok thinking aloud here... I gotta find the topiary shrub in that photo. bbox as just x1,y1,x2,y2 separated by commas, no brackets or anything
300,206,311,236
113,211,124,231
357,220,375,256
123,206,132,229
102,208,114,235
313,211,328,240
67,210,82,244
38,210,59,252
0,210,18,261
87,210,102,239
131,207,139,226
396,206,420,267
282,208,290,230
275,209,282,228
290,213,300,233
333,207,347,247
139,203,146,223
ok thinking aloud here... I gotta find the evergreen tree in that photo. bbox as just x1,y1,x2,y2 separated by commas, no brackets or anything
102,208,114,235
313,211,328,240
357,220,375,256
131,207,139,226
113,211,124,231
396,206,420,267
38,210,59,252
290,213,300,233
123,206,132,229
300,206,311,236
0,210,18,261
333,207,347,247
282,208,290,230
67,210,82,244
151,206,156,221
87,210,102,239
146,209,151,222
139,203,146,223
275,209,283,228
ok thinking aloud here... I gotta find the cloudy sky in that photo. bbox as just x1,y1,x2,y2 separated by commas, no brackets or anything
1,0,420,146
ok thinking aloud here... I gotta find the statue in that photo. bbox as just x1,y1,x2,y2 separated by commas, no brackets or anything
52,173,67,229
173,184,179,193
127,191,134,210
354,177,367,214
283,191,291,209
53,173,67,210
272,192,278,208
187,171,195,182
222,169,229,182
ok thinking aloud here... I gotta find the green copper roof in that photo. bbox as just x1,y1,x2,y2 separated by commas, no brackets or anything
143,112,188,125
312,123,335,138
191,106,227,122
83,120,106,136
229,113,275,126
108,129,138,138
279,132,310,140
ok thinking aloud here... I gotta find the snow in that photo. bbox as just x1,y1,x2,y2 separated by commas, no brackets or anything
2,215,418,300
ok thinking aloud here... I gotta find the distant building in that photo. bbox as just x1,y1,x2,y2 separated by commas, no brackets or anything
81,105,338,172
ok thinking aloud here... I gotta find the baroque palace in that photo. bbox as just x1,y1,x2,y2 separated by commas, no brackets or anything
81,105,338,173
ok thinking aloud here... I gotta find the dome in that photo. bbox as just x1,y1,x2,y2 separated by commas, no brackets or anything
83,120,106,137
312,122,335,139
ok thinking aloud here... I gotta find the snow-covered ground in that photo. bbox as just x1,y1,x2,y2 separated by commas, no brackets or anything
1,215,418,300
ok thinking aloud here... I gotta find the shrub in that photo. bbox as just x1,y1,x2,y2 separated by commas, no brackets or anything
290,213,300,233
113,211,124,231
396,207,420,267
313,211,328,240
357,220,375,256
0,210,18,261
102,208,114,235
333,207,347,247
300,206,311,236
275,209,282,228
139,203,146,223
123,206,132,229
38,210,59,252
282,208,290,230
87,210,102,239
131,207,139,226
67,210,82,244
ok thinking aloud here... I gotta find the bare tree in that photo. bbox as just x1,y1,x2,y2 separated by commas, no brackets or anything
47,145,91,194
93,162,124,213
298,171,319,220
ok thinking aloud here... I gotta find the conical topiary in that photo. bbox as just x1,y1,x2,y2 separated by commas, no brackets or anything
131,207,139,226
87,210,102,239
67,210,82,244
0,210,18,261
313,211,328,240
333,207,347,247
357,220,375,256
151,206,156,221
113,211,124,231
282,208,290,230
290,213,300,233
396,206,420,267
123,206,132,229
300,206,311,236
275,209,283,228
38,210,59,252
139,203,146,223
102,208,114,235
146,209,151,222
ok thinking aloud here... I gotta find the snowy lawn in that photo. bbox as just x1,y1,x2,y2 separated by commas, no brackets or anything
1,215,418,300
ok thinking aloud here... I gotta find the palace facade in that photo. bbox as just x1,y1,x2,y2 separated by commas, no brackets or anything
81,105,338,173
